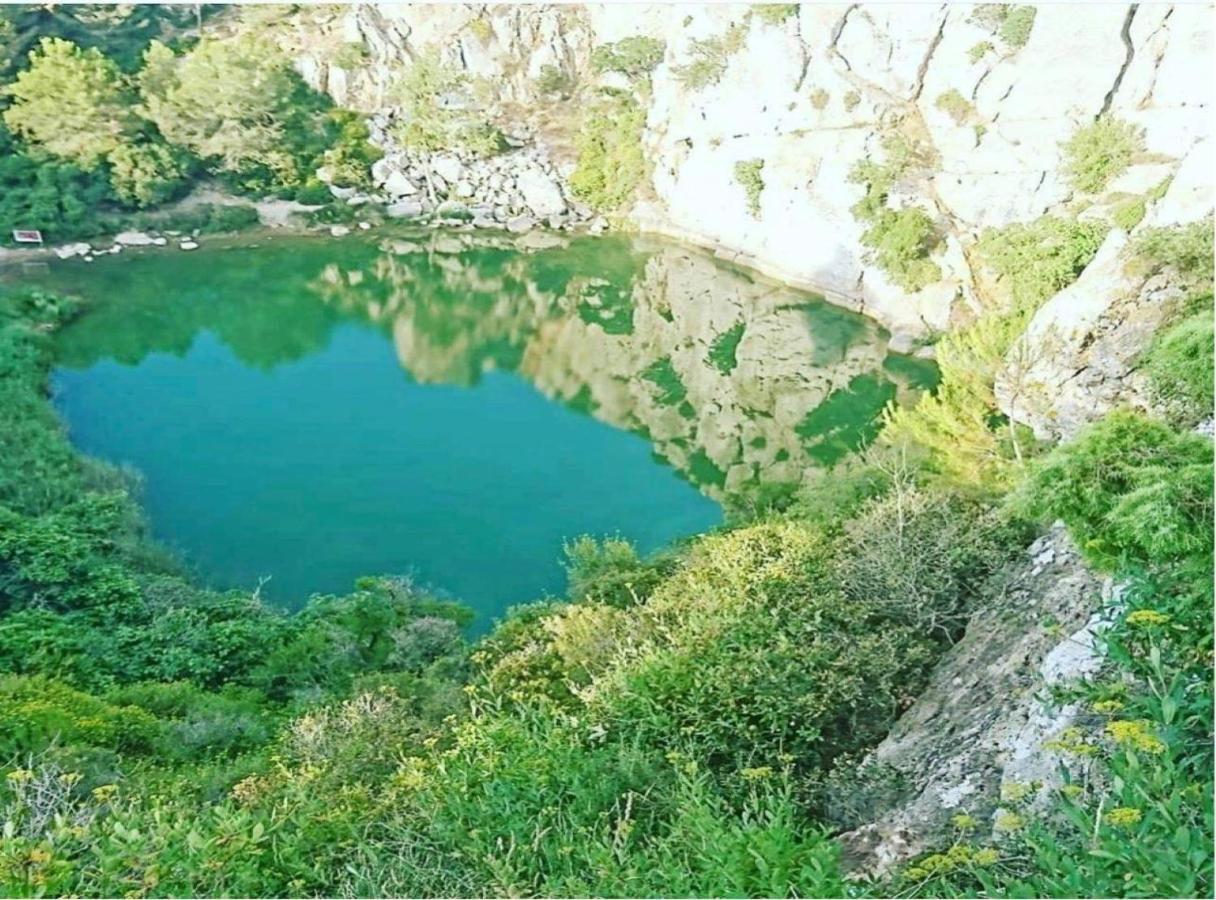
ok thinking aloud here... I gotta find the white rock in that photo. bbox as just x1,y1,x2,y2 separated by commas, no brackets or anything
386,200,425,219
516,166,566,217
370,157,395,185
114,231,158,246
358,221,372,230
506,214,537,233
54,242,92,259
432,154,464,183
384,170,418,197
329,225,351,237
179,240,199,251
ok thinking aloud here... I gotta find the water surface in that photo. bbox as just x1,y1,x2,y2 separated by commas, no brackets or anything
12,230,936,625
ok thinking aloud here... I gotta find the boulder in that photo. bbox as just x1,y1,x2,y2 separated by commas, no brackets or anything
54,242,92,259
506,214,537,233
516,166,566,217
384,170,418,197
179,240,199,251
114,231,158,246
329,224,351,237
386,200,425,219
432,154,464,183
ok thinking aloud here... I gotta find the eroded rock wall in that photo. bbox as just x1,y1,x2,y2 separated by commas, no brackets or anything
280,3,1212,348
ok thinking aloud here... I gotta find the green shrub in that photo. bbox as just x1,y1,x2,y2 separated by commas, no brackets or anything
734,157,765,218
860,207,942,292
569,93,648,212
934,89,972,124
563,535,675,608
977,215,1108,306
1133,218,1215,286
968,41,994,63
1140,303,1214,427
391,52,504,158
536,63,573,97
1061,116,1144,194
1018,410,1213,568
0,674,162,757
998,5,1037,47
844,90,861,112
673,23,748,90
753,4,800,25
590,36,665,82
1111,195,1148,231
810,87,829,110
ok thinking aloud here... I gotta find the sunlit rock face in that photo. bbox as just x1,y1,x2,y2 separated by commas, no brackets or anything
281,3,1212,347
315,232,936,501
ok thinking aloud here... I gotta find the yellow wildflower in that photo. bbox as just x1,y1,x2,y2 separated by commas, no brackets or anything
1125,610,1171,628
1106,720,1167,755
973,848,1000,866
740,766,773,781
1091,699,1125,715
1000,781,1033,804
1059,784,1085,799
5,769,33,784
57,771,82,786
951,813,977,831
26,848,52,865
91,784,118,802
1044,726,1099,757
1106,807,1143,828
994,812,1025,832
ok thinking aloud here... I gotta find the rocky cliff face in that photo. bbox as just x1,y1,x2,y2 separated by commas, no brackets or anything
278,2,1211,352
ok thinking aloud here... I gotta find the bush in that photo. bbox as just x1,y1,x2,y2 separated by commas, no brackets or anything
1133,218,1215,286
810,87,829,110
0,675,162,757
844,90,861,112
934,89,972,124
968,41,994,63
977,215,1108,306
673,23,748,90
860,207,942,292
999,5,1037,47
391,51,504,158
1018,410,1213,569
590,36,665,82
835,487,1024,638
734,157,765,218
535,63,573,97
1140,303,1214,426
753,5,800,25
570,93,648,211
563,535,675,608
1062,116,1144,194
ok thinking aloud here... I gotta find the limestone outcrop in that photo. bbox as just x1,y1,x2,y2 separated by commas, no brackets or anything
277,3,1212,347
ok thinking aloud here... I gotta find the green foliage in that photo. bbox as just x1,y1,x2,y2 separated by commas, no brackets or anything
590,36,665,83
934,88,973,124
563,535,676,608
105,139,189,206
859,207,942,292
708,321,746,374
391,52,504,158
734,157,765,218
570,93,648,212
1140,303,1214,426
673,23,749,90
968,41,994,63
536,63,574,97
0,674,161,757
848,133,942,290
1018,410,1213,569
754,5,801,26
1061,116,1144,194
1133,218,1215,286
844,90,861,112
1111,194,1147,231
810,87,829,110
998,6,1037,47
2,36,137,168
977,215,1108,306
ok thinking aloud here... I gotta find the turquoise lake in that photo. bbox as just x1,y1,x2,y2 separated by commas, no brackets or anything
13,229,936,628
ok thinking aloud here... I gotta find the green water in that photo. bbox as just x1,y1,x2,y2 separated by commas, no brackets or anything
11,229,935,626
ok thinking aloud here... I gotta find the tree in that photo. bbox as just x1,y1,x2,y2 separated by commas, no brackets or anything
138,37,299,180
2,36,137,167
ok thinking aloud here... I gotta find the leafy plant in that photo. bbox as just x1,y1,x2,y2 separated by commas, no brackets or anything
673,23,748,90
590,36,665,83
734,158,765,218
1061,116,1144,194
934,89,973,125
570,93,648,212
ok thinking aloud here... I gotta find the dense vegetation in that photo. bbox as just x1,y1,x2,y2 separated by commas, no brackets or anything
0,7,378,244
0,8,1211,898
